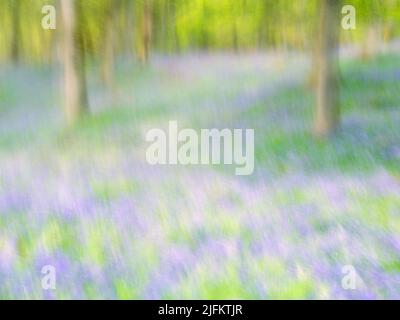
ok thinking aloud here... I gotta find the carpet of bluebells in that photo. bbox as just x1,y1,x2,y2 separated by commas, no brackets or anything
0,51,399,299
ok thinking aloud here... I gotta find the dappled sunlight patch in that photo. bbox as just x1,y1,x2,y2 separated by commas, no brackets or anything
80,218,124,267
172,261,255,299
0,233,17,271
38,218,79,257
91,179,139,202
113,279,139,300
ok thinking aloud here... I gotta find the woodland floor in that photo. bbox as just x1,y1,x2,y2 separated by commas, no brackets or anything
0,49,399,299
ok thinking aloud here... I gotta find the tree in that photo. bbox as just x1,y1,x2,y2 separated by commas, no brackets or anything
10,0,21,64
101,0,122,90
60,0,88,124
314,0,341,137
139,0,153,64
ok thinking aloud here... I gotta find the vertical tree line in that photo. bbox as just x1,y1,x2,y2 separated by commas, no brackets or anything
10,0,21,64
314,0,341,137
101,0,122,90
140,0,153,64
60,0,88,124
2,0,397,128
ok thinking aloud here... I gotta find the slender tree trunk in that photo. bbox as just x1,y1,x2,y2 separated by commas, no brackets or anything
232,20,239,53
361,24,381,60
140,0,152,64
172,0,181,53
60,0,88,124
101,25,115,89
102,1,120,89
11,0,21,64
126,0,136,58
314,0,341,137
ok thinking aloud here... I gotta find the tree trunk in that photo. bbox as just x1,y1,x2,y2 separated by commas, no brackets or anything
314,0,341,137
232,20,239,53
101,1,120,90
60,0,88,124
140,0,152,64
11,0,21,64
361,24,381,60
125,0,136,58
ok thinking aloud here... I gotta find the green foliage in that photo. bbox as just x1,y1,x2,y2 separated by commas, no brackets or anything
176,263,255,299
114,279,139,299
0,0,399,63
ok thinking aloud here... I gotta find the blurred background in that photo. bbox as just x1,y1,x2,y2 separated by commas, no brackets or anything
0,0,399,299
